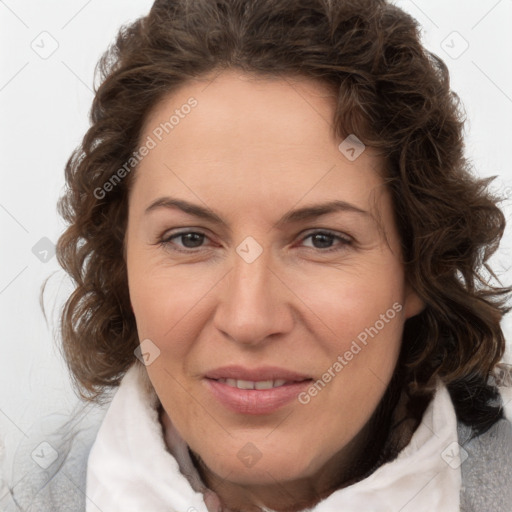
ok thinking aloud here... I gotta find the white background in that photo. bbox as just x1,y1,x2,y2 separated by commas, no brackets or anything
1,0,511,495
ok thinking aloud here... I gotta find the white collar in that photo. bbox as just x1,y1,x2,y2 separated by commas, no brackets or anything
86,363,461,512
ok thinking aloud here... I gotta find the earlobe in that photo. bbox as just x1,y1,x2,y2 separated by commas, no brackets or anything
403,285,426,319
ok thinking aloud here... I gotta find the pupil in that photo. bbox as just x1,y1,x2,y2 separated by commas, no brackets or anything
182,233,204,248
313,233,333,249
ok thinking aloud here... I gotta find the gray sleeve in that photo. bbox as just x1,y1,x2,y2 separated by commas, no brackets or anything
1,403,106,512
459,418,512,512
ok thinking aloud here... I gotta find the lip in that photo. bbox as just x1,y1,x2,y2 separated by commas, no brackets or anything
204,365,313,415
204,365,312,382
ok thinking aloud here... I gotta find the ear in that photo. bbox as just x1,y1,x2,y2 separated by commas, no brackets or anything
403,283,426,319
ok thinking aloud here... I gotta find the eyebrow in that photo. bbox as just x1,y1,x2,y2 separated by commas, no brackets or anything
144,196,369,227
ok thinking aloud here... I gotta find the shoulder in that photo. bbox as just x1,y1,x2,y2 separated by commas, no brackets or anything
458,417,512,512
1,404,105,512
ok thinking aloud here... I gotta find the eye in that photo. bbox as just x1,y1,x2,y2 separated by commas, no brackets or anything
158,229,352,254
160,230,211,252
299,230,352,252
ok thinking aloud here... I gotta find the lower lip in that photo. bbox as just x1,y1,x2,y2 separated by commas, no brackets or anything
205,378,312,415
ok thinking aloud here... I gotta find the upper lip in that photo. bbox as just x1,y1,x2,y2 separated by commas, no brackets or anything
205,365,312,382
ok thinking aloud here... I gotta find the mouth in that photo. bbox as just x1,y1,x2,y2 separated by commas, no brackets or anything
214,378,296,390
204,366,314,415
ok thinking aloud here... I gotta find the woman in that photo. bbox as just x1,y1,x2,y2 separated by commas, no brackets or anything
4,0,512,510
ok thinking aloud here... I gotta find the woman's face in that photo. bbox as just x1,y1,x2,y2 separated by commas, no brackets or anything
126,70,423,493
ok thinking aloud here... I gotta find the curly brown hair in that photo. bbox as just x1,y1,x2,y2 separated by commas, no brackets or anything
50,0,511,436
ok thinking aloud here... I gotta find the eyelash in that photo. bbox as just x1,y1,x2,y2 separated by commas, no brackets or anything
158,229,353,254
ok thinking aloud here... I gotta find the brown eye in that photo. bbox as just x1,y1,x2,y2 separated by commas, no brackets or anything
161,231,209,251
300,231,352,252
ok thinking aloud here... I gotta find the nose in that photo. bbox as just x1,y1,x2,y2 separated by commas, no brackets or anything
212,246,295,347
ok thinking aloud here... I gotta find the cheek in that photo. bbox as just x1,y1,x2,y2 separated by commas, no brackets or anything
127,255,215,343
289,260,406,351
290,259,405,411
144,361,209,448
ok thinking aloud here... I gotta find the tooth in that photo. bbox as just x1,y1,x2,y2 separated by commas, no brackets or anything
255,380,275,390
237,379,255,390
220,378,291,389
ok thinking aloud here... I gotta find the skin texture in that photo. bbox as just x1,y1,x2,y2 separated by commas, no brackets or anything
125,70,425,511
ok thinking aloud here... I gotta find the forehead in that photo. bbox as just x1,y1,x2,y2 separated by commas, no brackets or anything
132,70,386,216
142,69,339,137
